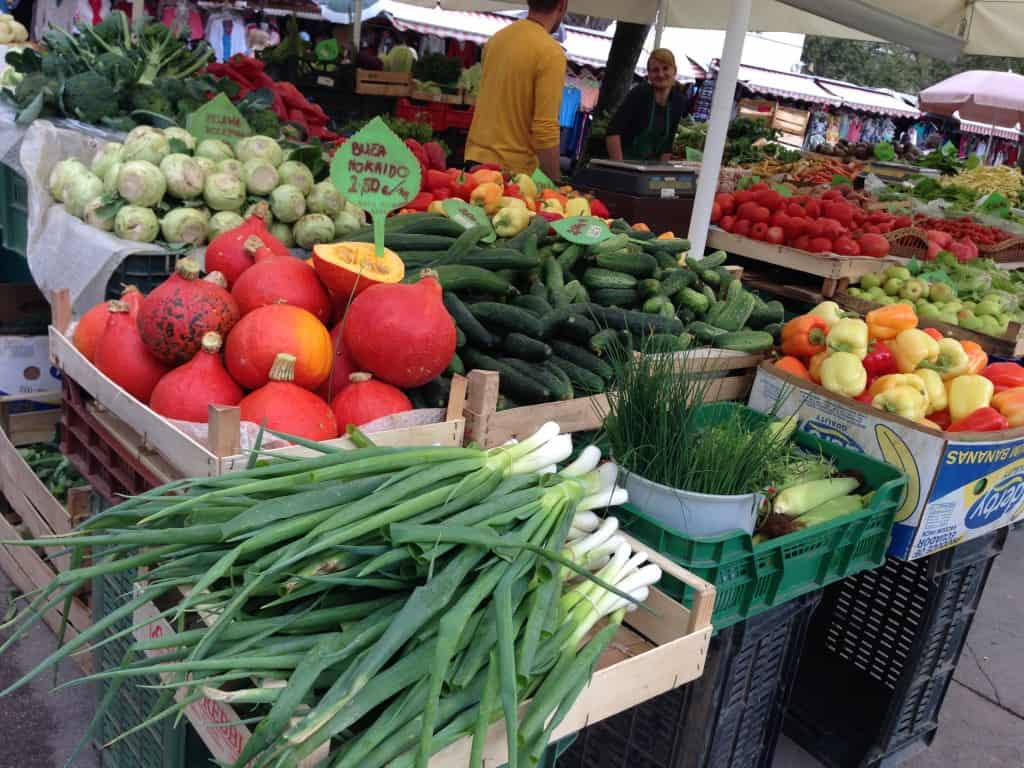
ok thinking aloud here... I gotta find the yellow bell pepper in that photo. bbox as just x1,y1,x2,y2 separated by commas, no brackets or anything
541,198,564,215
991,387,1024,427
872,385,928,422
809,301,851,329
500,196,527,210
913,368,947,415
891,329,939,373
513,173,538,200
819,351,867,397
917,338,970,380
869,373,931,410
565,197,591,217
427,200,446,216
826,318,869,360
491,206,531,238
948,375,994,422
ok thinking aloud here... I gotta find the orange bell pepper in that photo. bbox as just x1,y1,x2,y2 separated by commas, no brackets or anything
540,188,568,208
991,386,1024,427
865,304,917,341
960,340,988,375
922,327,943,341
470,182,504,215
658,231,676,239
868,373,931,406
775,355,812,381
781,315,829,359
471,169,504,187
632,222,651,232
808,350,829,384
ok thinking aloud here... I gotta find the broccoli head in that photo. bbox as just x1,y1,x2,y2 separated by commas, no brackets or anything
246,109,281,138
130,85,173,117
152,76,187,105
63,71,120,124
94,51,138,90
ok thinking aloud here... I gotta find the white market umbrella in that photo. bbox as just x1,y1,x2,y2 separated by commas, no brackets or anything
920,70,1024,127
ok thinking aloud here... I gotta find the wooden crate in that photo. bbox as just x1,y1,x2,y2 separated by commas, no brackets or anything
772,106,809,147
49,291,467,479
738,98,776,121
835,289,1024,358
131,533,715,767
410,88,462,104
708,227,890,297
355,69,411,96
464,351,763,449
0,397,93,672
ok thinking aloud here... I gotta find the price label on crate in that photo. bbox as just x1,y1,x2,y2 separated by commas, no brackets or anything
441,199,496,243
330,116,423,256
187,93,252,145
552,216,612,245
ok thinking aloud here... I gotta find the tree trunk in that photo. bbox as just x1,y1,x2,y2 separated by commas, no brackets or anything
595,22,651,116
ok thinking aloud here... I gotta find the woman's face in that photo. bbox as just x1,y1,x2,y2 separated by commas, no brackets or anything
647,57,676,90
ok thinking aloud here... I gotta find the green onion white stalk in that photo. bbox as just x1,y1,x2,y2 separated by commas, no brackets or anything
0,423,658,768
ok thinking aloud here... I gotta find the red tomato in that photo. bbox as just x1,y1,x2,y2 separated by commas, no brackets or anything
787,203,806,218
734,219,751,238
720,215,736,233
750,222,769,241
734,190,755,205
751,181,770,192
859,233,890,258
809,237,834,254
737,201,759,221
806,219,825,239
822,202,854,226
770,210,789,228
863,225,880,235
750,206,771,224
766,226,785,245
832,237,860,256
822,189,843,202
820,219,845,239
793,235,811,251
715,193,736,216
754,190,783,211
711,202,722,223
804,199,822,219
893,215,912,229
783,217,805,242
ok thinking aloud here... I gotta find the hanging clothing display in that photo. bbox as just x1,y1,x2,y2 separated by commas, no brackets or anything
206,11,249,62
559,85,581,128
418,34,445,57
161,0,203,40
72,0,110,27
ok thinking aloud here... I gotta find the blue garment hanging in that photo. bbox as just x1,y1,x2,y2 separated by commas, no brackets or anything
559,86,581,129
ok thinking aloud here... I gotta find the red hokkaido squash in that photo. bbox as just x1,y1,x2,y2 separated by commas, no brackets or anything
204,206,290,287
342,271,455,387
240,353,338,441
204,271,229,289
95,300,169,403
231,256,331,322
73,284,143,362
137,258,240,366
312,242,404,298
224,304,332,390
331,372,412,429
149,332,244,422
317,321,357,402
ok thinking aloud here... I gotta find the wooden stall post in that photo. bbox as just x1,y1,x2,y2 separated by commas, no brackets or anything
208,405,242,459
464,370,500,446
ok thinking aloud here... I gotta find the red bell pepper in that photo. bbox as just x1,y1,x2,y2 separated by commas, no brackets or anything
981,362,1024,393
426,169,453,194
536,210,563,222
862,340,896,380
589,198,610,218
450,172,477,202
855,390,874,405
423,141,447,171
929,410,952,430
947,406,1008,432
406,191,434,211
505,183,521,198
404,139,430,192
432,187,451,201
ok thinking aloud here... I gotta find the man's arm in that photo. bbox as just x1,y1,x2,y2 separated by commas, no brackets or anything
606,135,624,161
536,146,562,182
532,48,567,180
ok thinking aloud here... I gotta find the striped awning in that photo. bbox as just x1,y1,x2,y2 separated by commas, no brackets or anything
959,119,1021,140
737,65,839,106
816,80,920,118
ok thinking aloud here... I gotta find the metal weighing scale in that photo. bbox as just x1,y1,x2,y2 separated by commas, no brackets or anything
572,159,698,234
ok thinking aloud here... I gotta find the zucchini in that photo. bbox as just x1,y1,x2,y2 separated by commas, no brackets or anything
445,224,492,261
460,348,551,404
455,327,466,348
433,265,516,296
748,300,785,329
548,355,605,394
591,287,639,307
556,313,598,345
659,269,689,297
549,340,614,381
713,330,774,353
676,307,696,326
513,294,553,316
443,292,500,349
595,250,659,277
582,268,637,290
641,237,690,254
687,321,728,343
417,377,450,409
469,302,544,338
503,358,573,401
557,244,583,273
677,287,710,315
591,233,631,254
445,247,541,271
503,333,552,362
576,304,684,336
446,352,465,376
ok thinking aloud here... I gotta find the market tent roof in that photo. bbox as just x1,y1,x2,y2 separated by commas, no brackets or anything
958,120,1021,140
815,80,920,117
736,65,838,105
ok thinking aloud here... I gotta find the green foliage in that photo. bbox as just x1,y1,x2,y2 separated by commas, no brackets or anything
413,54,463,87
63,71,121,123
130,85,173,116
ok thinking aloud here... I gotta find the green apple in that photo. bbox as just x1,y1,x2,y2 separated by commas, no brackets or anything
884,277,904,296
860,273,882,291
918,303,942,320
900,279,927,301
976,299,1003,318
944,300,963,313
928,282,955,303
885,265,912,282
938,311,960,325
848,287,864,297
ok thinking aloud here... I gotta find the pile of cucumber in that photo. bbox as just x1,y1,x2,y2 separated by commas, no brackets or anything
370,213,782,409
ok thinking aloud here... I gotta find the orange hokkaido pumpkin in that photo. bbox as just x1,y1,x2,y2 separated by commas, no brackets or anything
224,304,332,390
149,332,244,422
204,206,290,287
331,372,412,429
231,257,331,322
239,353,338,441
73,284,143,362
95,300,169,403
312,242,404,298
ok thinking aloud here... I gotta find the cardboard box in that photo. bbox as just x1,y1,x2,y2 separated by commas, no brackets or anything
0,284,59,414
748,362,1024,560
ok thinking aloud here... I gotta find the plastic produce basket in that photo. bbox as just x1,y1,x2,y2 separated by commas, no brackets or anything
104,251,180,300
784,527,1009,768
557,591,822,768
618,402,907,630
0,164,28,258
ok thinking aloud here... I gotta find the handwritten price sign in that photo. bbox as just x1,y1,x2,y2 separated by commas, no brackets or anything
330,117,422,255
187,93,252,145
441,198,496,242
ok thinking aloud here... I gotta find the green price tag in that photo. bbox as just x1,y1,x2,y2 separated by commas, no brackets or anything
186,93,252,146
330,116,423,256
832,174,852,187
685,147,703,161
771,183,794,197
532,167,556,191
441,198,496,242
551,216,612,245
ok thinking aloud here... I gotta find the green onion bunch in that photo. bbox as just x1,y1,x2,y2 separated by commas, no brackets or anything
0,424,659,767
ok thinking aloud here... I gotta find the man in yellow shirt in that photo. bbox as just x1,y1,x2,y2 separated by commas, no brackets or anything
465,0,568,180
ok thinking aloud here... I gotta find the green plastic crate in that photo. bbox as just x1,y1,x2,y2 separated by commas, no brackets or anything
618,402,908,631
0,164,28,258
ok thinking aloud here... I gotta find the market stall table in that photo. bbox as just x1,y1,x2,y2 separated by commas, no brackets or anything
572,159,698,234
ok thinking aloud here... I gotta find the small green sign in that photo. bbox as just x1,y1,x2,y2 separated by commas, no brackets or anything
330,116,423,255
551,216,612,245
532,167,556,191
685,147,703,161
831,174,852,187
771,183,794,197
186,93,252,146
441,198,496,242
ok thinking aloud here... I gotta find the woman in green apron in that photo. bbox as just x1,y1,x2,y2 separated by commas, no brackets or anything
605,49,687,162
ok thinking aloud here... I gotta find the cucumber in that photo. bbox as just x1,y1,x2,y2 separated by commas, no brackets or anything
591,233,631,254
433,265,517,296
707,290,756,332
642,333,687,353
609,218,632,233
549,340,615,381
557,244,583,272
544,256,568,308
503,333,552,362
701,285,717,306
469,302,544,338
582,268,637,290
702,250,728,269
460,348,551,404
575,304,684,336
687,321,728,343
637,279,663,299
654,251,679,271
699,268,721,288
713,330,774,353
513,294,553,316
548,356,605,394
762,322,783,340
563,280,587,304
455,327,466,348
591,287,639,307
504,215,550,251
445,247,541,271
676,307,696,326
346,232,457,250
677,287,710,315
748,300,785,329
446,352,465,376
529,282,550,299
595,250,659,277
384,212,437,231
589,328,621,356
445,224,492,261
641,237,690,254
659,269,689,297
538,307,574,338
417,377,450,409
396,250,450,268
556,313,598,345
643,296,674,316
443,292,500,349
504,358,573,401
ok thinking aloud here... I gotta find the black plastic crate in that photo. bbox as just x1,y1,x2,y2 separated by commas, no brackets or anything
104,252,179,300
784,528,1009,768
557,591,823,768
